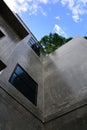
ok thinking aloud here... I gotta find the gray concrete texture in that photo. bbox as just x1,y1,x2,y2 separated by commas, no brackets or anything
0,35,44,121
1,34,87,129
0,87,43,130
43,36,87,122
0,86,87,130
0,14,43,120
0,16,20,63
0,2,87,128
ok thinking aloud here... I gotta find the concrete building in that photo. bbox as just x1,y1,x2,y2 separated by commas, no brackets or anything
0,0,87,129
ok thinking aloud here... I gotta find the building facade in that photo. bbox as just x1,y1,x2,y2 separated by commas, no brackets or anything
0,1,87,130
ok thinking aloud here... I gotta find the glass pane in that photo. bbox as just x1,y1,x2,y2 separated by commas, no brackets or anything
27,37,40,56
31,44,40,56
0,30,5,38
15,65,23,75
9,73,17,84
9,64,38,105
15,65,37,88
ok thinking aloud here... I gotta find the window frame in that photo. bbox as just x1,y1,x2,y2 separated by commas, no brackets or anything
0,60,6,71
27,37,40,56
0,30,5,38
9,64,38,106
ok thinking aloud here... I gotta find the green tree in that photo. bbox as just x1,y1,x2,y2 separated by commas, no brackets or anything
84,36,87,40
39,33,65,54
65,37,73,43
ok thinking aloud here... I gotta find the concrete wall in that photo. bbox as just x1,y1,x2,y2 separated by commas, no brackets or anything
44,104,87,130
43,37,87,121
0,16,20,63
0,80,87,130
0,7,87,129
0,35,44,120
0,87,43,130
0,15,44,120
0,24,87,129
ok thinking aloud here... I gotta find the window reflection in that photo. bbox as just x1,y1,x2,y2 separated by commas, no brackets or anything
9,64,38,105
28,37,40,56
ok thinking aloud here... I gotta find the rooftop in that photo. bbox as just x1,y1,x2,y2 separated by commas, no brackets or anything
0,0,29,39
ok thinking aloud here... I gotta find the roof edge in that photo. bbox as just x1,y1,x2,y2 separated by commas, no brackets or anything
0,0,29,39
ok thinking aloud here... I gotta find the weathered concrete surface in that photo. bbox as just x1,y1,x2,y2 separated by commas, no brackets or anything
0,87,43,130
1,1,87,129
0,14,43,120
0,16,20,62
0,0,29,39
43,36,87,121
0,86,87,130
0,36,44,121
44,104,87,130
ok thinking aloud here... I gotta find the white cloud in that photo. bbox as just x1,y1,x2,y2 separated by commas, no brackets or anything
55,16,60,20
61,0,87,23
4,0,58,15
28,3,47,16
4,0,87,21
4,0,47,15
54,24,67,37
4,0,29,13
37,0,48,4
61,0,74,8
72,15,81,23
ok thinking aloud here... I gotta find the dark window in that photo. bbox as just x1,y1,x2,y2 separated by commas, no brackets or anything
9,64,38,105
0,60,6,71
28,37,40,56
0,30,5,38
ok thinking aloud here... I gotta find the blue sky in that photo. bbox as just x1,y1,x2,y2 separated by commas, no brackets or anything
4,0,87,40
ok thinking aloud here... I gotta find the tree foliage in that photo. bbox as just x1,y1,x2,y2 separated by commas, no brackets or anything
84,36,87,40
65,37,73,43
39,33,72,54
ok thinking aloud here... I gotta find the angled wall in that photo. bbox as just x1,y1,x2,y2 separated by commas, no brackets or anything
0,87,43,130
0,35,44,120
43,36,87,122
0,36,87,130
0,15,20,63
0,0,44,122
0,1,87,129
